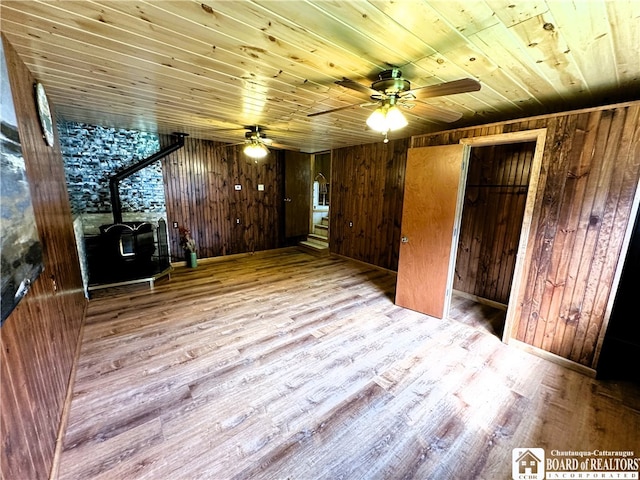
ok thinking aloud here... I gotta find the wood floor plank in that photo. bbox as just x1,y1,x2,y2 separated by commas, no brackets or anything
57,249,640,479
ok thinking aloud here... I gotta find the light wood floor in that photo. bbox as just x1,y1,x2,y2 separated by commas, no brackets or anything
57,249,640,479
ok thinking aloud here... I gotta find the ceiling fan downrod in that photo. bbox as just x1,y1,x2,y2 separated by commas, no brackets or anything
371,68,411,95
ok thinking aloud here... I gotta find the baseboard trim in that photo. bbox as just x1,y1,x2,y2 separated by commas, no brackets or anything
331,253,398,275
507,338,597,377
452,289,508,311
170,247,300,268
49,298,88,480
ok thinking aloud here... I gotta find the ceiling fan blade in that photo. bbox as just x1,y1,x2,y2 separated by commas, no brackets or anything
406,78,481,100
335,77,380,97
216,141,246,149
210,127,249,133
307,102,369,117
269,142,291,150
413,101,463,123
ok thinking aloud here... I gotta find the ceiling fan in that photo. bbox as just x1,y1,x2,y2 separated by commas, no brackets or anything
217,125,274,161
308,68,481,138
242,125,273,160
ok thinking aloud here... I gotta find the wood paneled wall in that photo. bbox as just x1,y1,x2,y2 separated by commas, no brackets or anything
1,36,86,480
162,138,284,262
411,103,640,369
330,138,409,271
454,142,535,304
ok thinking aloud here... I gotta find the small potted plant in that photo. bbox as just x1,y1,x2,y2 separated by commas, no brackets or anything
179,226,197,267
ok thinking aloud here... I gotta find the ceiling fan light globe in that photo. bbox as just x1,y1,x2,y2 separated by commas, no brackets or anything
366,108,389,133
244,142,269,159
385,106,408,131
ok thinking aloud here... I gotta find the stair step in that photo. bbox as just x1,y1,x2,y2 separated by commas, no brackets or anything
298,239,330,256
300,239,328,248
308,233,328,242
314,223,328,230
321,217,329,226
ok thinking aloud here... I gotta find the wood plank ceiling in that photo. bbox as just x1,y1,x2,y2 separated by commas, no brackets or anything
1,1,638,153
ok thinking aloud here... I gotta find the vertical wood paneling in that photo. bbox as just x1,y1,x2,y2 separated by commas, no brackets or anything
162,138,283,262
409,103,640,368
330,138,409,271
542,113,596,354
574,107,638,365
1,36,86,480
551,112,613,358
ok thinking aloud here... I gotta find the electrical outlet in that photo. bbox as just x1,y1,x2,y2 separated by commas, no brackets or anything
349,221,353,227
236,218,240,224
173,222,178,228
235,184,242,190
258,184,265,191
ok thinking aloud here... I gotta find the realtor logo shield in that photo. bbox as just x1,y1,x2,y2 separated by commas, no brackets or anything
512,448,545,480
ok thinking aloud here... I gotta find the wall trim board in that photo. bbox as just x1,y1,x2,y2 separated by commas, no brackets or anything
452,290,507,311
509,338,597,378
49,300,88,480
457,128,548,147
412,100,640,145
332,253,398,276
169,246,301,268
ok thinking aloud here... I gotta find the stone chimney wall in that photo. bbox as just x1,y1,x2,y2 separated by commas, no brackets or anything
59,122,165,216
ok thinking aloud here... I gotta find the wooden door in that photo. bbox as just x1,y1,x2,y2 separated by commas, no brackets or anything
284,151,311,238
396,144,466,318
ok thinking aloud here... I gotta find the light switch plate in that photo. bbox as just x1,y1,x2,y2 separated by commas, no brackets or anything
258,184,265,191
234,184,242,190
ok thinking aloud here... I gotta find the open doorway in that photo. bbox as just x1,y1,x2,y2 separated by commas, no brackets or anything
396,129,547,345
310,152,331,245
449,141,536,338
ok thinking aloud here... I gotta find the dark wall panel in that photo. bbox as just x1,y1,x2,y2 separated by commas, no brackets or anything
1,36,86,480
162,138,284,262
330,138,409,271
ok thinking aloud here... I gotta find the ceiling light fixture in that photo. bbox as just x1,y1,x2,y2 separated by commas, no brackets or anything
366,96,408,136
243,140,269,159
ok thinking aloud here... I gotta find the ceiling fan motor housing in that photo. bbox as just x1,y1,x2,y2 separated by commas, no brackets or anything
372,69,411,95
245,126,268,142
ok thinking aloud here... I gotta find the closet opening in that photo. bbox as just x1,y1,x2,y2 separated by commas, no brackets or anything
396,129,547,344
450,141,536,338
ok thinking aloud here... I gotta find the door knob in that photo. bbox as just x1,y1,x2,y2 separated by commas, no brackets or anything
401,236,409,243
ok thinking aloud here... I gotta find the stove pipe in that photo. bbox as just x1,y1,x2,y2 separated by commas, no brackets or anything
109,133,187,224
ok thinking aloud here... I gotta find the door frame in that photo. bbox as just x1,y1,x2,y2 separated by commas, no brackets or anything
309,151,332,236
453,129,548,343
